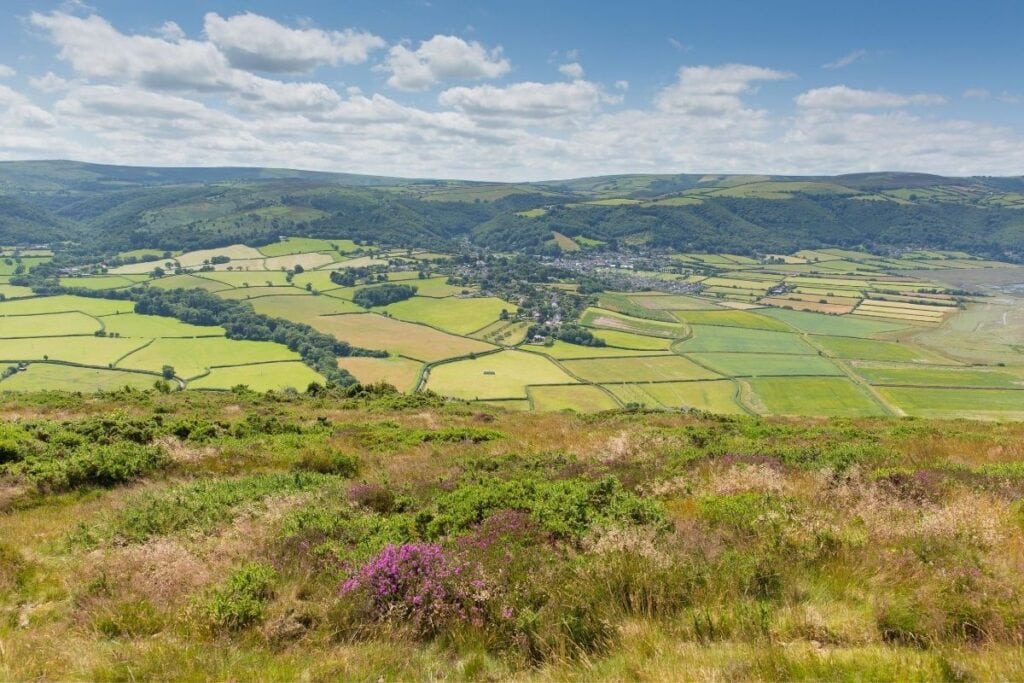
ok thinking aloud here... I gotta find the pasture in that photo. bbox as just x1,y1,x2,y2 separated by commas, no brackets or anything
527,341,671,359
877,386,1024,419
561,355,719,383
248,295,362,323
0,336,148,366
187,361,324,392
426,350,576,400
0,295,134,316
676,326,814,354
581,308,686,338
118,337,301,379
528,384,619,412
384,296,512,335
811,335,954,363
688,352,844,377
337,356,424,391
147,274,231,292
0,363,159,392
671,309,792,331
608,380,744,414
592,329,675,350
0,311,99,338
853,364,1024,389
755,308,910,336
99,313,225,338
746,377,887,417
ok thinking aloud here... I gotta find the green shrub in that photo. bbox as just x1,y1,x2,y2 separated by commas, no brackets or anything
19,443,169,492
205,563,277,632
94,599,164,638
293,450,359,477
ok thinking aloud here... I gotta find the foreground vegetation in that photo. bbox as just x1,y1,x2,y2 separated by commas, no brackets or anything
1,388,1023,680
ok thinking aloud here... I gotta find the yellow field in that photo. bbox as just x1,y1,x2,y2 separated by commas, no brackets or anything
528,384,618,412
426,350,576,400
338,356,424,391
118,337,301,379
310,313,493,362
607,380,744,414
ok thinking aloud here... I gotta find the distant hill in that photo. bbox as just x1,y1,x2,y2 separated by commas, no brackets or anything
1,160,1022,260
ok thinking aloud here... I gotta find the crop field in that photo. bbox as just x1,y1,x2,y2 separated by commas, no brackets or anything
581,308,686,338
0,336,148,366
626,294,721,310
811,335,954,363
746,377,887,417
0,294,134,316
247,295,362,322
527,341,671,359
677,326,814,354
262,252,336,271
608,379,744,413
853,364,1024,389
384,296,512,335
561,355,720,383
755,308,910,336
595,292,681,321
173,245,265,268
196,270,293,287
426,350,576,400
215,286,307,300
310,313,493,362
147,274,230,291
0,363,159,392
118,337,301,379
470,320,530,346
877,386,1024,419
758,298,855,314
337,356,424,391
0,311,99,338
0,283,34,299
669,309,791,331
257,237,359,257
59,275,138,290
99,313,225,338
528,384,618,412
688,352,844,377
593,329,675,350
187,361,324,391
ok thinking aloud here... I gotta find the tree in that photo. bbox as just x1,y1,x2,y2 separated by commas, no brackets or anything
161,365,176,380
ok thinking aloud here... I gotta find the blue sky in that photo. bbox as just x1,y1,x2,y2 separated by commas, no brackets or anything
0,0,1021,179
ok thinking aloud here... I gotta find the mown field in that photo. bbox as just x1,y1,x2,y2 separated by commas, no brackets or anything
2,390,1024,680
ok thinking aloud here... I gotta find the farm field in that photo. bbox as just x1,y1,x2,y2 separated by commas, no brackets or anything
581,308,686,337
688,352,844,377
607,379,744,413
0,311,99,338
811,335,954,363
755,308,911,336
676,326,814,354
384,296,512,335
0,363,159,392
852,364,1024,389
426,350,576,400
311,313,493,362
877,386,1024,419
746,377,887,417
187,361,324,391
670,309,791,331
526,341,671,359
118,337,302,379
247,295,362,322
590,328,675,350
528,384,619,412
561,355,719,383
470,320,530,346
0,294,133,316
0,336,148,366
99,313,226,338
338,356,424,391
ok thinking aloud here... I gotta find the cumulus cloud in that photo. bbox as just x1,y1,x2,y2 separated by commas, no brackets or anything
558,62,584,79
383,35,510,91
654,63,793,114
796,86,946,110
203,12,384,73
0,64,15,78
438,80,607,121
823,49,869,69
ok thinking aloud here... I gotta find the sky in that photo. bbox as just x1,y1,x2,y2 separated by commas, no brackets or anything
0,0,1022,180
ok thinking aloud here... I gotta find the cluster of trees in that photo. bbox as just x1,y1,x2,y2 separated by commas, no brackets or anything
527,323,606,347
329,267,388,287
352,284,418,308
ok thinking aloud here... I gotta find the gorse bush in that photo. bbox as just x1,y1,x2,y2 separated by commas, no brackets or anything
205,563,278,632
19,443,168,492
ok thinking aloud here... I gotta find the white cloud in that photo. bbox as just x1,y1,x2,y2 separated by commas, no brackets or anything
614,80,629,91
558,62,584,79
383,35,510,91
438,80,607,121
203,12,385,73
0,64,15,78
157,21,185,42
964,88,1021,104
796,86,946,110
823,49,868,69
655,63,793,114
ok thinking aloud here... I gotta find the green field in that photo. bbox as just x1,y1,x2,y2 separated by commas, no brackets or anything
258,237,359,256
593,329,675,350
0,295,134,316
0,363,159,392
470,320,531,346
427,350,576,400
196,271,293,288
0,312,100,338
384,296,512,335
99,313,225,338
0,284,35,299
187,361,324,391
677,326,814,354
854,364,1024,389
147,274,232,292
756,308,911,336
581,308,686,338
877,386,1024,419
527,341,671,359
625,294,721,311
118,337,302,379
688,352,844,377
528,384,619,412
747,377,887,417
811,335,955,363
562,355,719,383
0,336,148,366
59,276,139,290
248,295,362,323
672,309,791,331
338,356,424,391
607,380,744,413
311,313,493,362
216,286,307,300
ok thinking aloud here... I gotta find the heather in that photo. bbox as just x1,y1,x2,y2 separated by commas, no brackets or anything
1,389,1024,680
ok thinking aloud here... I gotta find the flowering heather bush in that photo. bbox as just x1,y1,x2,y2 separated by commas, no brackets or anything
347,482,396,513
340,543,490,636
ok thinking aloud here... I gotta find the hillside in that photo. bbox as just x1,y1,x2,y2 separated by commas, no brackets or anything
1,161,1023,260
